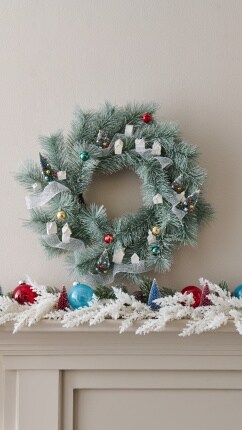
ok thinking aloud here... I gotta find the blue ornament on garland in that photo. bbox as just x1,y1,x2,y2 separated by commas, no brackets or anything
232,284,242,299
151,245,160,256
68,282,94,309
80,151,90,161
148,278,161,310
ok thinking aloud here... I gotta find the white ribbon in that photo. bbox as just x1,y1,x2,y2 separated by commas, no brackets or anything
26,182,70,209
141,150,173,169
80,260,151,287
42,234,85,252
171,206,186,221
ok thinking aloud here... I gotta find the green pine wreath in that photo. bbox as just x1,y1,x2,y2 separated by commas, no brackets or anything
16,102,213,286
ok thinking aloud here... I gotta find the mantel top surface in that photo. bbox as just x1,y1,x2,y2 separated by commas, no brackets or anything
0,319,238,333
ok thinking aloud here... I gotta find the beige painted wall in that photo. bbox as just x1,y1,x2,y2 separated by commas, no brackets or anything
0,0,242,292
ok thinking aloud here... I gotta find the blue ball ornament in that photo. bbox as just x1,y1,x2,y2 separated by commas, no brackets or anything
68,283,94,309
232,284,242,299
80,151,89,161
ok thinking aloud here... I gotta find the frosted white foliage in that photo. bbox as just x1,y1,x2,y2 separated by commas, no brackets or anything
61,289,155,331
2,278,242,336
0,277,58,333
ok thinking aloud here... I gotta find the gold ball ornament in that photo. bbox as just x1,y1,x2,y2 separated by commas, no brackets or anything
151,226,161,236
56,210,67,221
45,169,51,175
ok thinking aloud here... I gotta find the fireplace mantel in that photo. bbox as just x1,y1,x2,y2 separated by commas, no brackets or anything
1,321,242,430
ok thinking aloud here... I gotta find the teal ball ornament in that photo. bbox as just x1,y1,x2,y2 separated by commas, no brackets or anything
80,151,89,161
232,284,242,299
151,245,161,256
68,283,94,309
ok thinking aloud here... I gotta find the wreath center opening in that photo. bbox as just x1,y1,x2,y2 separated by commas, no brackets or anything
84,169,143,219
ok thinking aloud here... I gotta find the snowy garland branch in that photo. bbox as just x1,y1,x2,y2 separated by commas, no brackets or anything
1,278,242,336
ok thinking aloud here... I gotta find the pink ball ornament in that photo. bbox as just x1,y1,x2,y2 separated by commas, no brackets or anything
181,285,202,308
12,282,37,305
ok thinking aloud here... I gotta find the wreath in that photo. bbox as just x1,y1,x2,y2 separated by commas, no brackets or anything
16,102,213,286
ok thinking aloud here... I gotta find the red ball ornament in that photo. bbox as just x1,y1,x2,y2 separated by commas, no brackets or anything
103,233,114,244
142,112,152,123
102,141,110,148
12,283,37,305
181,285,202,308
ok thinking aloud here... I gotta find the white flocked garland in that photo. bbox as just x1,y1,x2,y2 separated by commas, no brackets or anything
1,277,242,335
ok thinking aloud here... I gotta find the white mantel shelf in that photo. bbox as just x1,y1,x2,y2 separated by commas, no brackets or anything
1,321,242,430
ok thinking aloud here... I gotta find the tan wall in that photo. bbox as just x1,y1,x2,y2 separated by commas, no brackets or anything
0,0,242,291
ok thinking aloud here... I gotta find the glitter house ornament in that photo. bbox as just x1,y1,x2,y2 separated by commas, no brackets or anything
62,223,72,243
147,230,156,244
135,138,146,154
151,141,161,156
112,247,125,264
46,221,57,235
68,282,94,309
152,194,163,205
57,170,66,181
114,139,124,155
124,124,134,136
131,253,140,264
181,285,202,308
12,282,37,305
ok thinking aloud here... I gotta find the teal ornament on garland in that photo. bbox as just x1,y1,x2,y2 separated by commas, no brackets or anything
151,245,161,256
232,284,242,299
80,151,89,161
68,282,94,309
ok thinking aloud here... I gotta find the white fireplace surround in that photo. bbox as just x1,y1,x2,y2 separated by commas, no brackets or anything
0,321,242,430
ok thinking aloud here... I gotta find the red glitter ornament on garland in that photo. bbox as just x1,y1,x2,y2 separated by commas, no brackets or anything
181,285,202,308
142,112,152,123
103,233,114,244
12,282,37,305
